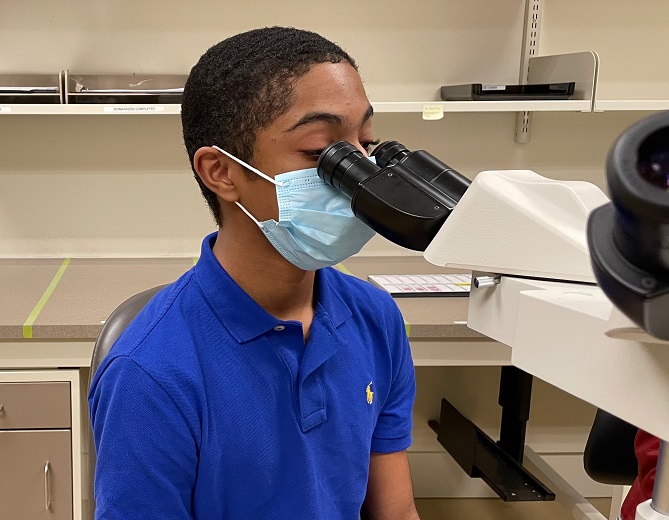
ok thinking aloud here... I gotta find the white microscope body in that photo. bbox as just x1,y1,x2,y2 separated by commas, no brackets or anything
423,169,669,520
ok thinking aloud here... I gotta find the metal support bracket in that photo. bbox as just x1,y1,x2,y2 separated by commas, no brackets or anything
515,0,543,144
429,366,555,502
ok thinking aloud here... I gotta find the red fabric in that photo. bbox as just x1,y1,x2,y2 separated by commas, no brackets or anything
621,431,660,520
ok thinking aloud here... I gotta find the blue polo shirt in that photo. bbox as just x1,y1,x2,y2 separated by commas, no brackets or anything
89,233,416,520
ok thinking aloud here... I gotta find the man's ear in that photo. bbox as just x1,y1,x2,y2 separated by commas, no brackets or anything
193,146,240,202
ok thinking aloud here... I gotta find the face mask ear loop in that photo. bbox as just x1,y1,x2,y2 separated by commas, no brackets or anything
212,145,287,187
234,201,263,226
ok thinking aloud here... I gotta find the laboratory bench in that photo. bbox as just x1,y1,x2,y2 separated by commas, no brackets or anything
0,255,507,368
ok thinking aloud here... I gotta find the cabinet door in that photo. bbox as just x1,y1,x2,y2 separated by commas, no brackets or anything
0,430,72,520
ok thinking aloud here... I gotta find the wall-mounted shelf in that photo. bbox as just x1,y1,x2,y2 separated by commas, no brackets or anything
373,100,592,113
594,99,669,112
0,100,593,116
4,50,665,117
5,96,665,117
0,104,181,115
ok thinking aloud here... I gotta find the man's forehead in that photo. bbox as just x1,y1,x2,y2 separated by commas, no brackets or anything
267,62,371,131
291,62,366,102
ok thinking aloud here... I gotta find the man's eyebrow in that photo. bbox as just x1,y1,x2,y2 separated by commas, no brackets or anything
284,104,374,133
285,112,345,132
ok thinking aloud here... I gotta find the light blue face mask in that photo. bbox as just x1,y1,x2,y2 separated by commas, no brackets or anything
213,145,376,271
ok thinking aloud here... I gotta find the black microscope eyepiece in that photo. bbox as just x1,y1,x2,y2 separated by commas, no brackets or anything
371,141,411,167
588,110,669,339
317,141,379,196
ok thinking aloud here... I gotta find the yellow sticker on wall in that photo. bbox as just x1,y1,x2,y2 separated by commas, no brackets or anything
422,104,444,120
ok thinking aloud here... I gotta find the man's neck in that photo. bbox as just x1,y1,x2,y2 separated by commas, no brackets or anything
212,224,316,334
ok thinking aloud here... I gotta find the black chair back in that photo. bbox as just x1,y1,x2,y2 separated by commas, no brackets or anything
86,284,167,518
583,409,639,485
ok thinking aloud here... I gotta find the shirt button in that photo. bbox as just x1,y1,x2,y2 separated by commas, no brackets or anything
274,325,285,331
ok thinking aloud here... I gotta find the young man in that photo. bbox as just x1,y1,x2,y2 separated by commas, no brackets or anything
90,27,419,519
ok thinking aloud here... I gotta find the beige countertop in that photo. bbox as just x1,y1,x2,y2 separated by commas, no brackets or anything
0,256,483,341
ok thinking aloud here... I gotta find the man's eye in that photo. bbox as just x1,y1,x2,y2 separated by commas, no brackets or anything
303,140,379,160
302,150,324,160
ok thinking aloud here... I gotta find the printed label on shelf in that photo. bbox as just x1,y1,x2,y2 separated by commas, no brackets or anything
422,104,444,120
0,106,12,113
103,105,165,113
482,85,506,91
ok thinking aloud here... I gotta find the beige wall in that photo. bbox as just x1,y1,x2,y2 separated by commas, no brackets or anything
1,1,667,257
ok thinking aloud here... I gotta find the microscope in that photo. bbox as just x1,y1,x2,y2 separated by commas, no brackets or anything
318,111,669,520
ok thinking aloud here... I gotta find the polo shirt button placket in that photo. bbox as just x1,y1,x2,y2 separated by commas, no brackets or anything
274,325,285,331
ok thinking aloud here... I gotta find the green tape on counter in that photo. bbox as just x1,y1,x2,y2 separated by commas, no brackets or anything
23,258,71,339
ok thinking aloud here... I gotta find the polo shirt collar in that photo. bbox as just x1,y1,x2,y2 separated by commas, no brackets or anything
313,264,352,328
192,233,352,343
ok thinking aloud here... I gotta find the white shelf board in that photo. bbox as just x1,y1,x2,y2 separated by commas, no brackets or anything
372,100,592,113
0,104,181,115
0,100,593,116
594,99,669,112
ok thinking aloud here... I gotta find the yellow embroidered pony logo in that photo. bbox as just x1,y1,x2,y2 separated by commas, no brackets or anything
366,381,374,405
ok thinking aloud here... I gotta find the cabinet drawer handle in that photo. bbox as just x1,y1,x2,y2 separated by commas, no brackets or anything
44,460,51,510
0,403,4,414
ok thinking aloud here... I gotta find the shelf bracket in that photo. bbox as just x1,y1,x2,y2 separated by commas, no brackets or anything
515,0,544,144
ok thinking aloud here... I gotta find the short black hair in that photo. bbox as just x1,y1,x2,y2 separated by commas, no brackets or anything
181,26,358,226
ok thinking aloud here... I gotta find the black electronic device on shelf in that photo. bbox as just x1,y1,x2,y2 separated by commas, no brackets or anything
440,82,575,101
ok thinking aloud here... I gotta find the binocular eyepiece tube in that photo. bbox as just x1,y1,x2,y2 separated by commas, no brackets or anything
317,141,470,251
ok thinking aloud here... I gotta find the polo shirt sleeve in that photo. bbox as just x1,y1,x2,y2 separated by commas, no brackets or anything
89,355,198,519
370,304,416,453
